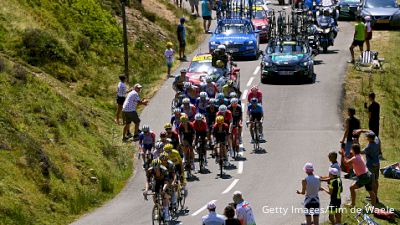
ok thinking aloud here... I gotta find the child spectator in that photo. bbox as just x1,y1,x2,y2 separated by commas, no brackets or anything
165,42,175,78
323,168,343,225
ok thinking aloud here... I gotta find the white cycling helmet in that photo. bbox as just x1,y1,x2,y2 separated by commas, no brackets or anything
209,98,217,105
230,98,239,104
218,105,227,113
173,108,181,113
182,98,190,104
155,142,164,150
142,125,150,132
229,92,237,98
206,76,213,83
199,92,208,98
217,44,226,51
184,82,191,89
195,113,203,121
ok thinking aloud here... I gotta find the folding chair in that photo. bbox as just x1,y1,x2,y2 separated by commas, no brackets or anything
354,51,385,72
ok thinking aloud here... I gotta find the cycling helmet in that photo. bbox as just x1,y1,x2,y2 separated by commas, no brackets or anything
184,82,191,89
229,92,237,98
164,143,173,152
216,60,224,68
160,131,167,138
173,108,181,113
216,92,225,100
180,114,188,123
166,42,173,48
217,44,226,52
182,98,190,104
250,97,258,104
151,159,162,168
230,98,239,105
195,113,203,121
209,98,217,105
180,68,187,73
227,80,234,86
155,141,164,150
164,123,172,129
250,85,258,92
142,125,150,133
206,76,213,83
216,115,224,124
218,105,227,113
199,92,208,98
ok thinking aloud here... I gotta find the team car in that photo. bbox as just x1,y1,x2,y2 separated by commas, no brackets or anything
357,0,400,28
251,6,271,42
209,18,260,58
337,0,361,20
260,40,315,83
187,53,240,89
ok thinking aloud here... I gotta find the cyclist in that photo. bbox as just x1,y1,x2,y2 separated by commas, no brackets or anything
171,108,183,130
158,131,169,145
247,85,262,104
164,123,180,149
196,92,209,114
139,125,156,169
192,113,209,167
212,115,229,166
227,91,242,105
158,153,177,207
143,159,171,221
216,92,229,107
247,98,265,143
205,98,218,147
163,144,185,187
181,98,197,121
183,82,199,104
153,141,164,159
228,98,243,145
173,69,188,93
204,76,218,98
216,105,233,156
178,114,196,171
222,80,240,97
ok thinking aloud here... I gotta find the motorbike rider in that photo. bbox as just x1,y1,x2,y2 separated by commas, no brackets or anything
173,69,189,92
317,8,338,46
222,80,240,97
212,45,229,69
183,82,199,104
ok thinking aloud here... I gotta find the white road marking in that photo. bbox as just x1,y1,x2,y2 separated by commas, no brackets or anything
246,77,255,87
191,200,217,216
241,89,248,100
237,161,244,174
253,66,260,75
222,179,240,194
242,103,246,113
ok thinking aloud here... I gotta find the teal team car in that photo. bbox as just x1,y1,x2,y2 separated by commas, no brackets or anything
260,40,315,83
209,18,260,58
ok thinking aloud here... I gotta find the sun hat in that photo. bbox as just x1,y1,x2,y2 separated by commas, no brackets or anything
303,162,314,173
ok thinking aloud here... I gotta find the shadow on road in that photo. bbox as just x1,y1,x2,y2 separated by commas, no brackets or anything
321,49,340,55
314,59,325,65
225,163,237,170
251,148,267,154
187,175,200,182
233,156,247,161
216,173,232,179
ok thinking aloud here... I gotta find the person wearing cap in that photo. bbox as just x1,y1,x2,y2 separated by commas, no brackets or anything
232,191,256,225
348,16,365,63
202,201,225,225
364,16,372,51
122,83,148,142
322,168,343,225
296,163,323,225
115,75,127,125
173,69,189,92
165,42,175,78
177,17,187,61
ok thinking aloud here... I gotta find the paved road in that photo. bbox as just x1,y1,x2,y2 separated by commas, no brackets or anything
72,2,354,225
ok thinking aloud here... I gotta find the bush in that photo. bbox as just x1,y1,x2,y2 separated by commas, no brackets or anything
0,57,6,72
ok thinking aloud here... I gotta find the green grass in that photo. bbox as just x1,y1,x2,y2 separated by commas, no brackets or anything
0,0,204,224
336,30,400,225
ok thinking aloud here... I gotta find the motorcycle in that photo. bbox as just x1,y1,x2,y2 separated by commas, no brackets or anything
316,10,338,53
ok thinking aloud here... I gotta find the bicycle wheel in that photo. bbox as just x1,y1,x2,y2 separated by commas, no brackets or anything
219,144,223,176
152,205,161,225
179,188,186,210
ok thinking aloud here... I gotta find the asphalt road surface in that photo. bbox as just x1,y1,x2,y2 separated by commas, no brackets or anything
72,1,354,225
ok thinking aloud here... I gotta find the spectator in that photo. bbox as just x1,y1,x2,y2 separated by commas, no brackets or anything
224,205,241,225
177,17,187,61
341,107,360,158
320,151,341,181
201,0,212,33
322,168,343,225
296,163,323,225
348,16,365,63
115,75,127,125
232,191,256,225
365,92,380,137
202,201,225,225
165,42,175,78
122,83,148,142
341,144,377,207
364,16,372,51
189,0,200,17
361,131,380,202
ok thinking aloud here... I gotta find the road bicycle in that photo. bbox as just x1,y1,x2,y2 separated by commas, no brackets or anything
195,136,207,173
231,124,240,160
214,140,226,177
247,120,263,151
355,204,380,225
141,147,153,170
145,192,169,225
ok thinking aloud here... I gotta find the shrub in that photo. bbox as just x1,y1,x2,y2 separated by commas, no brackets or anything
0,57,6,72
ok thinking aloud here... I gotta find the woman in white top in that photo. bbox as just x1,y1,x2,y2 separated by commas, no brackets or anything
115,75,127,125
297,163,323,225
365,16,372,51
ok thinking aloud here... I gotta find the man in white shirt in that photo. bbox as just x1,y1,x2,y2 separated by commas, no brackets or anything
202,201,225,225
122,83,148,142
233,191,256,225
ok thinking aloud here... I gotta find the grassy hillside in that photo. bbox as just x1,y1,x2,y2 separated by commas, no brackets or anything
0,0,203,224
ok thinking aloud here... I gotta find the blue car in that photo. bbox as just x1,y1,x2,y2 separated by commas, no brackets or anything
209,19,260,58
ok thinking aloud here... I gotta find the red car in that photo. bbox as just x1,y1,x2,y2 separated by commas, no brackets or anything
251,6,270,42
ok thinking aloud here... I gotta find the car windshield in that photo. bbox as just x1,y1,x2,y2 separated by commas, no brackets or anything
254,0,265,5
188,61,213,73
365,0,397,8
252,10,266,19
341,0,360,3
267,43,307,54
216,23,252,34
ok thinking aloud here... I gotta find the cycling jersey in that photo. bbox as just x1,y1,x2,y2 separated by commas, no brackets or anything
247,91,262,104
171,114,182,130
213,123,229,142
228,105,242,125
166,130,179,149
205,83,218,98
216,98,229,107
146,164,169,182
247,103,263,114
161,160,176,180
216,110,233,124
181,104,197,121
196,97,209,114
184,88,199,104
222,85,238,97
236,201,256,225
139,132,156,149
165,149,183,166
191,120,208,133
178,122,196,145
206,105,218,126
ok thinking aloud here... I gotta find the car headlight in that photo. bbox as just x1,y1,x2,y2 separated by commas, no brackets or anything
324,28,331,33
263,61,271,67
261,25,267,29
210,41,219,45
302,61,309,66
248,40,254,45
